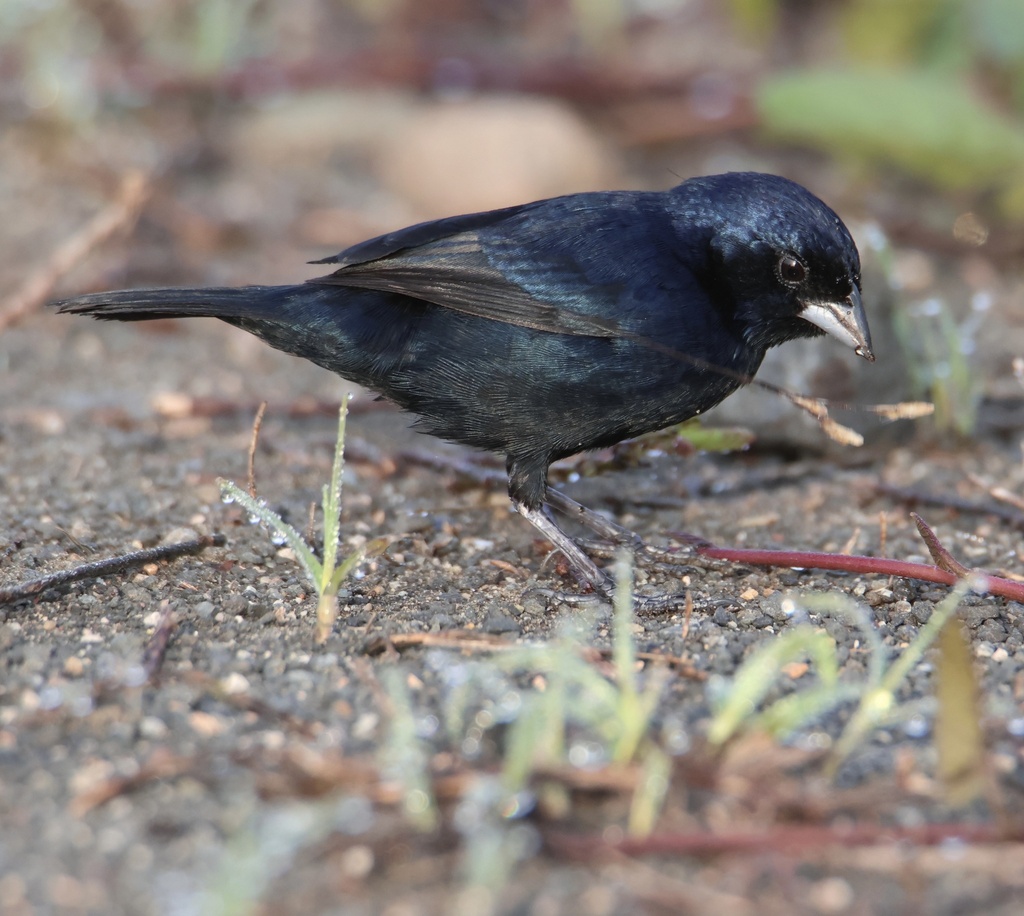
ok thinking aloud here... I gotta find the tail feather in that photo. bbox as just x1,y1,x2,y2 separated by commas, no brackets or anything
52,285,292,322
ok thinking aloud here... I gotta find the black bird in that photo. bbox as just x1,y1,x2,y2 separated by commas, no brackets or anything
55,172,872,605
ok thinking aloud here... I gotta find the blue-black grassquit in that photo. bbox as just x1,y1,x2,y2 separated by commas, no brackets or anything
55,171,873,604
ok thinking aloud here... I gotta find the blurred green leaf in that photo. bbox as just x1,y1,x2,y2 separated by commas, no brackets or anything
708,625,839,745
757,68,1024,192
841,0,948,66
673,419,755,454
891,297,982,440
727,0,777,38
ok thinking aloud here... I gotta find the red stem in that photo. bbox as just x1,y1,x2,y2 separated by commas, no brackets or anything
690,544,1024,603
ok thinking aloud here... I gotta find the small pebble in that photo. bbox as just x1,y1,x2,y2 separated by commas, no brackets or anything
189,711,227,737
220,672,250,695
138,716,168,739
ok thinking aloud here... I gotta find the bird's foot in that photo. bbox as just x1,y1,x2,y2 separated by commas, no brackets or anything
515,499,617,593
516,492,694,611
531,587,609,608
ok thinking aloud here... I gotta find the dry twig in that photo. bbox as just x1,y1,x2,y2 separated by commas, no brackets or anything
0,170,152,331
0,533,225,605
247,401,268,498
364,629,705,679
875,483,1024,531
141,600,178,681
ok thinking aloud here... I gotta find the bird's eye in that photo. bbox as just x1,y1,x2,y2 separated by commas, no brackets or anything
777,255,807,286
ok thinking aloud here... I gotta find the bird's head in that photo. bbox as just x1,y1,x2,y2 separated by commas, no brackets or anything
681,172,873,362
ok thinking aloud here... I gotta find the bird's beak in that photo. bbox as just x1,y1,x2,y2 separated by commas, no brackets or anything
800,286,874,361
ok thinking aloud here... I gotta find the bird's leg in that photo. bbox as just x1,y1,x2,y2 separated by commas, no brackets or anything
512,500,616,598
516,500,691,612
543,486,644,550
546,487,697,571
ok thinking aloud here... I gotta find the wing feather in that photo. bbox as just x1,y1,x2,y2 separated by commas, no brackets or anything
304,195,661,339
310,232,619,338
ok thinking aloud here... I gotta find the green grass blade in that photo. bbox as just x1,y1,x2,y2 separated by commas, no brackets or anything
708,626,837,745
798,592,886,685
878,578,975,696
320,400,350,586
628,745,670,837
381,666,438,832
832,578,977,765
219,479,323,589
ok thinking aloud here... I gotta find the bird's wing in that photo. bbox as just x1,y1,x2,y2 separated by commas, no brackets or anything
307,196,659,339
311,204,534,269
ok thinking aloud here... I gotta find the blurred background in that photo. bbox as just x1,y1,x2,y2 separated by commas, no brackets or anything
2,0,1024,442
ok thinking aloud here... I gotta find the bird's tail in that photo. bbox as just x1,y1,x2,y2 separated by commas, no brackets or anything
52,285,296,322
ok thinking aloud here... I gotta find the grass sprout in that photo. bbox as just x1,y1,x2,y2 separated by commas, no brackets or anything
373,552,673,910
491,553,671,825
708,578,979,773
380,666,440,833
893,296,984,438
219,400,385,643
